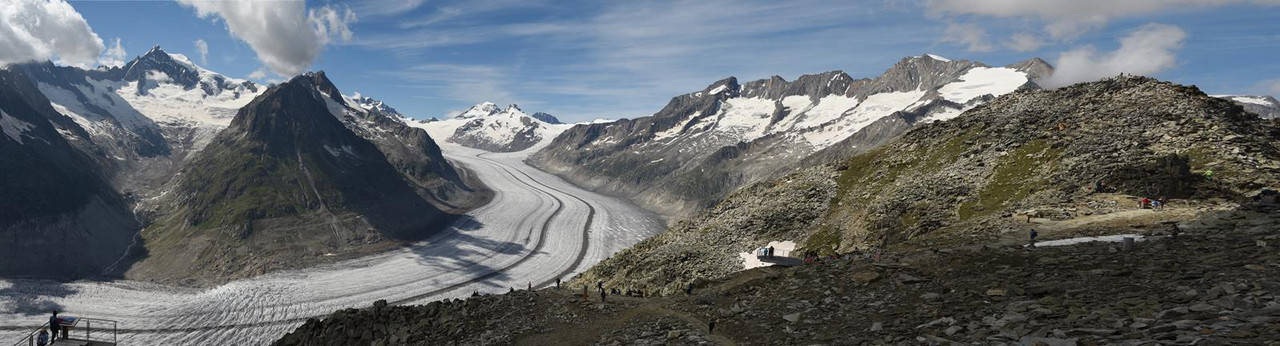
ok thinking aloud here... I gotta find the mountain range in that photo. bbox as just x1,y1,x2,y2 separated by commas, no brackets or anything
0,47,485,283
528,54,1053,219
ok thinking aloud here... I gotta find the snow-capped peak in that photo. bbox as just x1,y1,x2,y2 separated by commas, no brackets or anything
505,104,524,114
457,102,502,119
924,54,951,62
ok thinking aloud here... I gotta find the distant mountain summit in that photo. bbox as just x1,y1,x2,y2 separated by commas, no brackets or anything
414,102,571,153
130,72,477,284
529,54,1051,218
1215,95,1280,119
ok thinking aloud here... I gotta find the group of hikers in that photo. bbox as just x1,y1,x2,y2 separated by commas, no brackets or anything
36,311,69,346
1139,196,1169,210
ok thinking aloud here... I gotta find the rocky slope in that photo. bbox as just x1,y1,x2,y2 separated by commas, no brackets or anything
273,206,1280,345
13,46,264,195
0,67,139,278
1217,95,1280,119
528,55,1052,219
125,72,476,285
571,75,1280,296
416,102,570,152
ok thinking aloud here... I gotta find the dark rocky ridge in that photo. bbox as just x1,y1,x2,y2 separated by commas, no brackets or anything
0,67,139,278
125,72,468,285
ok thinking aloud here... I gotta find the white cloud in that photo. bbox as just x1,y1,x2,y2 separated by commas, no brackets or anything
1261,78,1280,95
1005,32,1045,52
0,0,105,66
194,39,209,65
98,38,127,67
1042,23,1187,88
928,0,1280,39
248,68,267,80
177,0,356,77
941,22,994,52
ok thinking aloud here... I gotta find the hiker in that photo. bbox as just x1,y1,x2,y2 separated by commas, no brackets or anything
48,311,60,341
709,319,717,334
1140,197,1151,209
36,330,48,346
556,277,561,288
599,288,606,302
1158,196,1168,210
528,282,532,291
1029,229,1039,247
597,280,604,292
769,245,775,258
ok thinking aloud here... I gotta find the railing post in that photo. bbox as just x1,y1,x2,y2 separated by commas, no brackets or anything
87,320,91,339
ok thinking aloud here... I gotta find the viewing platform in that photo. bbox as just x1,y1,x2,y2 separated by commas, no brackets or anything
10,317,117,346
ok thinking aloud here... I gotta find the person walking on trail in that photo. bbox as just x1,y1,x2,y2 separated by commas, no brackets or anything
1029,229,1039,247
599,288,606,303
36,330,49,346
556,277,561,288
48,311,60,341
1158,196,1168,210
709,319,717,334
1140,197,1151,209
768,246,775,258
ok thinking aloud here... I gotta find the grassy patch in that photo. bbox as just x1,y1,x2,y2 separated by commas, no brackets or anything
957,140,1062,220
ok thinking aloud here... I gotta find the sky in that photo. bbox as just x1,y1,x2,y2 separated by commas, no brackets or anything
2,0,1279,122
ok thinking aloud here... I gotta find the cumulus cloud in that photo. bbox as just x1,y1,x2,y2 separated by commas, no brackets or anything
941,22,994,52
194,39,209,65
177,0,356,77
928,0,1280,40
1042,23,1187,88
0,0,105,66
1005,32,1045,52
98,38,127,67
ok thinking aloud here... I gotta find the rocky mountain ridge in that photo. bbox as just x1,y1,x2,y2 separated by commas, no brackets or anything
571,75,1280,296
1216,95,1280,119
126,72,479,285
0,67,140,278
528,54,1053,219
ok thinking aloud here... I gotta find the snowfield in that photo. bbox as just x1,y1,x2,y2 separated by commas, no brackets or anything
0,144,663,345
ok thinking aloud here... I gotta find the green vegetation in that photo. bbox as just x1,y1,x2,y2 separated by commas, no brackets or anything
957,139,1062,220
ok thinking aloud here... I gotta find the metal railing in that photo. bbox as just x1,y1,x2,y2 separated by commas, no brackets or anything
10,318,118,346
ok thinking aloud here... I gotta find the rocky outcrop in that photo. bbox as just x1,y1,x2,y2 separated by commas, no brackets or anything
529,55,1049,219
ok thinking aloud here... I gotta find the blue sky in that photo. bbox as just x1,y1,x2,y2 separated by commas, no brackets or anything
39,1,1280,121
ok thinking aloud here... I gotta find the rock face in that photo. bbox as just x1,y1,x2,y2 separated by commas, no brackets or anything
438,102,567,152
0,67,139,278
274,207,1280,345
572,76,1280,296
13,46,264,197
125,72,477,285
528,55,1052,219
1215,95,1280,119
